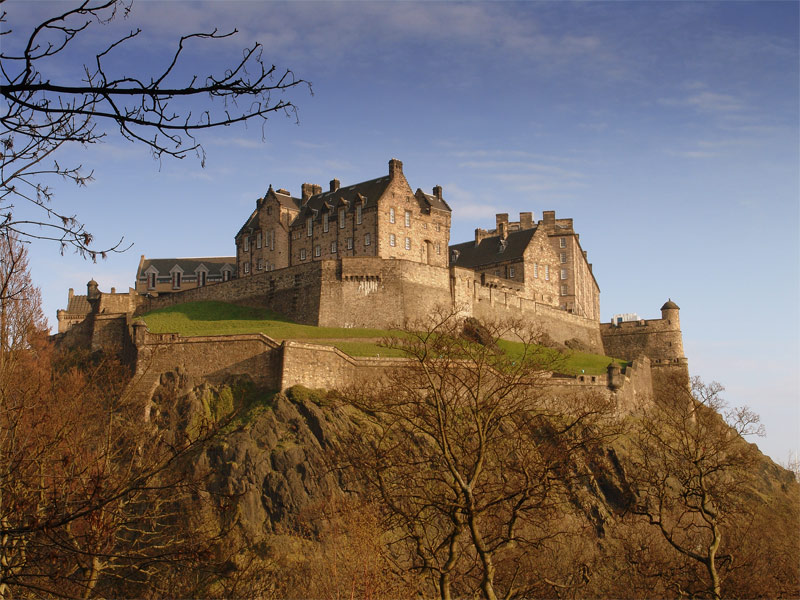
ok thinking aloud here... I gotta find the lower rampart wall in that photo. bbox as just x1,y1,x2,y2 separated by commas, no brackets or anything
125,329,654,417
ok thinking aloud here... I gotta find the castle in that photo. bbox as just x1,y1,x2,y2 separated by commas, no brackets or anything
56,159,688,403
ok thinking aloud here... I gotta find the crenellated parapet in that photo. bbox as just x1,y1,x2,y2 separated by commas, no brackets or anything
600,300,688,375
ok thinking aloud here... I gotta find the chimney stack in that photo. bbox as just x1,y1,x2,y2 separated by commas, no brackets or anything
389,158,403,178
495,213,509,233
519,212,533,229
301,183,320,204
330,178,340,192
433,185,442,200
542,210,555,225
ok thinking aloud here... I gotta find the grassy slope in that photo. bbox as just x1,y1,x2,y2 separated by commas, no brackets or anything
139,301,626,374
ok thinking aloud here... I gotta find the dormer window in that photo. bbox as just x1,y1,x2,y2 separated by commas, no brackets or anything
498,239,507,252
223,269,231,282
172,272,181,289
148,272,156,289
198,271,207,286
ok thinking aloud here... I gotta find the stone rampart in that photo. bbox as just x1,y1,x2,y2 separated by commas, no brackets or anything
600,318,685,364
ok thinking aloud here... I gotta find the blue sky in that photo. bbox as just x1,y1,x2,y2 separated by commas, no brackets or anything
9,1,799,463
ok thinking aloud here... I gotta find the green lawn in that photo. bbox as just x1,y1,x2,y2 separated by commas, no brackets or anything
139,301,627,375
139,301,402,340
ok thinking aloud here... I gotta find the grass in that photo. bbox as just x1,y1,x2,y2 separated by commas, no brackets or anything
139,301,403,340
138,301,627,375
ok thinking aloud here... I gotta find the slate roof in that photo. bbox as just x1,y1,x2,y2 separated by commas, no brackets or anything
138,257,236,278
449,228,537,270
65,294,91,315
297,176,393,220
236,187,302,238
417,190,452,213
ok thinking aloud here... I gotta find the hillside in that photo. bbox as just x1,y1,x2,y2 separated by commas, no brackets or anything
146,368,800,599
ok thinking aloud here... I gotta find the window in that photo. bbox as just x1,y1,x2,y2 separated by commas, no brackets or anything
270,230,275,251
323,212,329,232
561,269,567,280
364,233,371,246
300,248,307,260
347,237,353,249
257,259,263,271
405,210,411,227
256,232,262,248
405,237,411,250
242,263,249,274
436,223,441,232
390,234,396,247
243,236,249,252
267,206,272,215
172,272,181,288
534,263,539,278
307,217,313,237
314,245,321,257
561,284,568,296
339,207,346,228
560,252,566,263
559,237,566,248
436,243,441,254
148,272,156,289
356,204,362,224
198,271,207,286
545,265,550,280
509,266,515,278
331,241,337,254
389,207,395,223
223,270,230,282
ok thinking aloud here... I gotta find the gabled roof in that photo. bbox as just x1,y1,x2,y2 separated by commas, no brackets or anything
138,257,236,278
236,187,302,238
297,176,393,221
270,187,302,211
65,294,91,315
449,228,537,269
416,189,452,213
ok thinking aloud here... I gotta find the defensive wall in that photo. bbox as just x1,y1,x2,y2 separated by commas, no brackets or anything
134,257,604,350
600,302,687,373
122,322,652,415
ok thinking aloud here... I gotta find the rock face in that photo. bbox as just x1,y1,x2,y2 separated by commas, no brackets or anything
148,372,359,540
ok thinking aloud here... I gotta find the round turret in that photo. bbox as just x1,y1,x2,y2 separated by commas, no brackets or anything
660,298,680,327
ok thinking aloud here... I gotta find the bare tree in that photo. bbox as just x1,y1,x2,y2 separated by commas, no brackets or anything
629,374,765,600
0,0,310,258
336,308,615,600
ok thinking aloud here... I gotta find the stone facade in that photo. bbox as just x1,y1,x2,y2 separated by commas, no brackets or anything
234,159,451,278
600,300,687,372
135,256,235,294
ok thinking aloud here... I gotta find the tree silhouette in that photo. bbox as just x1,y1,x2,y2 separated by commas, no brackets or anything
0,0,310,258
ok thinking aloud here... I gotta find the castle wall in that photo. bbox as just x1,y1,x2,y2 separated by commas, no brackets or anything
600,317,686,365
128,330,283,405
137,262,325,325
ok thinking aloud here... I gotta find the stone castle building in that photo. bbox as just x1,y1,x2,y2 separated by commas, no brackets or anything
57,158,688,385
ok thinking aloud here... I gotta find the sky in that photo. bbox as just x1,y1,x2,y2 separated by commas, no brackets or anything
6,1,798,464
